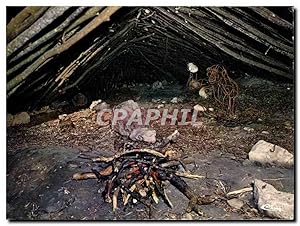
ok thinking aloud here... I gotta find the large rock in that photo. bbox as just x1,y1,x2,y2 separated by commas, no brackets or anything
249,140,293,168
11,112,30,126
253,179,294,220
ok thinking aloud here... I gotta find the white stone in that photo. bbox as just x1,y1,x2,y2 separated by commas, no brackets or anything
193,104,206,112
249,140,293,168
208,108,214,112
89,99,102,110
227,198,244,209
12,112,30,126
261,131,269,134
243,127,254,132
253,179,294,220
170,97,178,104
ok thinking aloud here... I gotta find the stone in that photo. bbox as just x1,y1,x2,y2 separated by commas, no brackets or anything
249,140,293,168
193,104,206,112
170,97,178,104
12,112,30,126
152,81,163,90
90,100,109,112
243,127,254,132
208,107,214,112
181,213,193,220
261,131,269,135
72,93,88,107
253,179,294,220
89,99,102,110
227,198,244,209
129,128,156,143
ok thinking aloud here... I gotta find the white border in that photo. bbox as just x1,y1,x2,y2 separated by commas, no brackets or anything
1,1,298,225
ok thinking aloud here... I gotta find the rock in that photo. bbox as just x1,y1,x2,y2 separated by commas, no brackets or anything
129,127,156,143
12,112,30,126
112,100,147,137
152,98,161,103
249,140,293,168
253,179,294,220
157,104,164,109
89,99,102,110
242,159,253,166
227,198,244,209
90,100,109,112
72,93,88,107
193,104,206,112
261,131,269,135
7,114,14,127
152,81,163,90
170,97,178,104
58,114,68,120
208,107,214,112
243,127,254,132
181,213,193,220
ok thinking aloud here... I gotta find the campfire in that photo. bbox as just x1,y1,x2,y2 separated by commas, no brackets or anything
73,130,216,215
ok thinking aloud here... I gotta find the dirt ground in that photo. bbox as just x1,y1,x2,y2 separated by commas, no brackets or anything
7,75,294,220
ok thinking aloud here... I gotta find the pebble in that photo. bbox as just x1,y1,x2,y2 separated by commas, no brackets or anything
181,213,193,220
208,107,214,112
170,97,178,104
193,104,207,112
243,127,254,132
12,112,30,126
227,198,244,209
261,131,269,134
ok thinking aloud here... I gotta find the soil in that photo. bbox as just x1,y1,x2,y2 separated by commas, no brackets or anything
7,75,294,220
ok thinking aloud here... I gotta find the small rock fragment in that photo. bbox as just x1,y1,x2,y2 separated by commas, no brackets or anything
253,179,294,220
12,112,30,126
152,81,163,90
129,128,156,143
227,198,244,210
243,127,254,132
193,104,206,112
89,99,102,110
170,97,178,104
208,107,214,112
249,140,293,168
261,131,269,135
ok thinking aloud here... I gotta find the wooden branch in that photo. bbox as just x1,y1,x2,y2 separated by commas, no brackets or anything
6,7,49,43
7,7,71,57
63,7,105,38
7,6,122,96
206,7,293,58
9,7,87,63
250,7,293,31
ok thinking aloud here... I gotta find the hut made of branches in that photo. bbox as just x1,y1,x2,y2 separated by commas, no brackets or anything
6,6,294,113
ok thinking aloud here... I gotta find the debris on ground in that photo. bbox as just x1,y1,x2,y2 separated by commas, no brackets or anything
249,140,294,168
129,128,157,143
9,112,31,126
73,146,215,215
227,198,244,210
253,179,294,220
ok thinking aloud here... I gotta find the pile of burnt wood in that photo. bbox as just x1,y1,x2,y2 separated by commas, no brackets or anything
73,134,216,215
